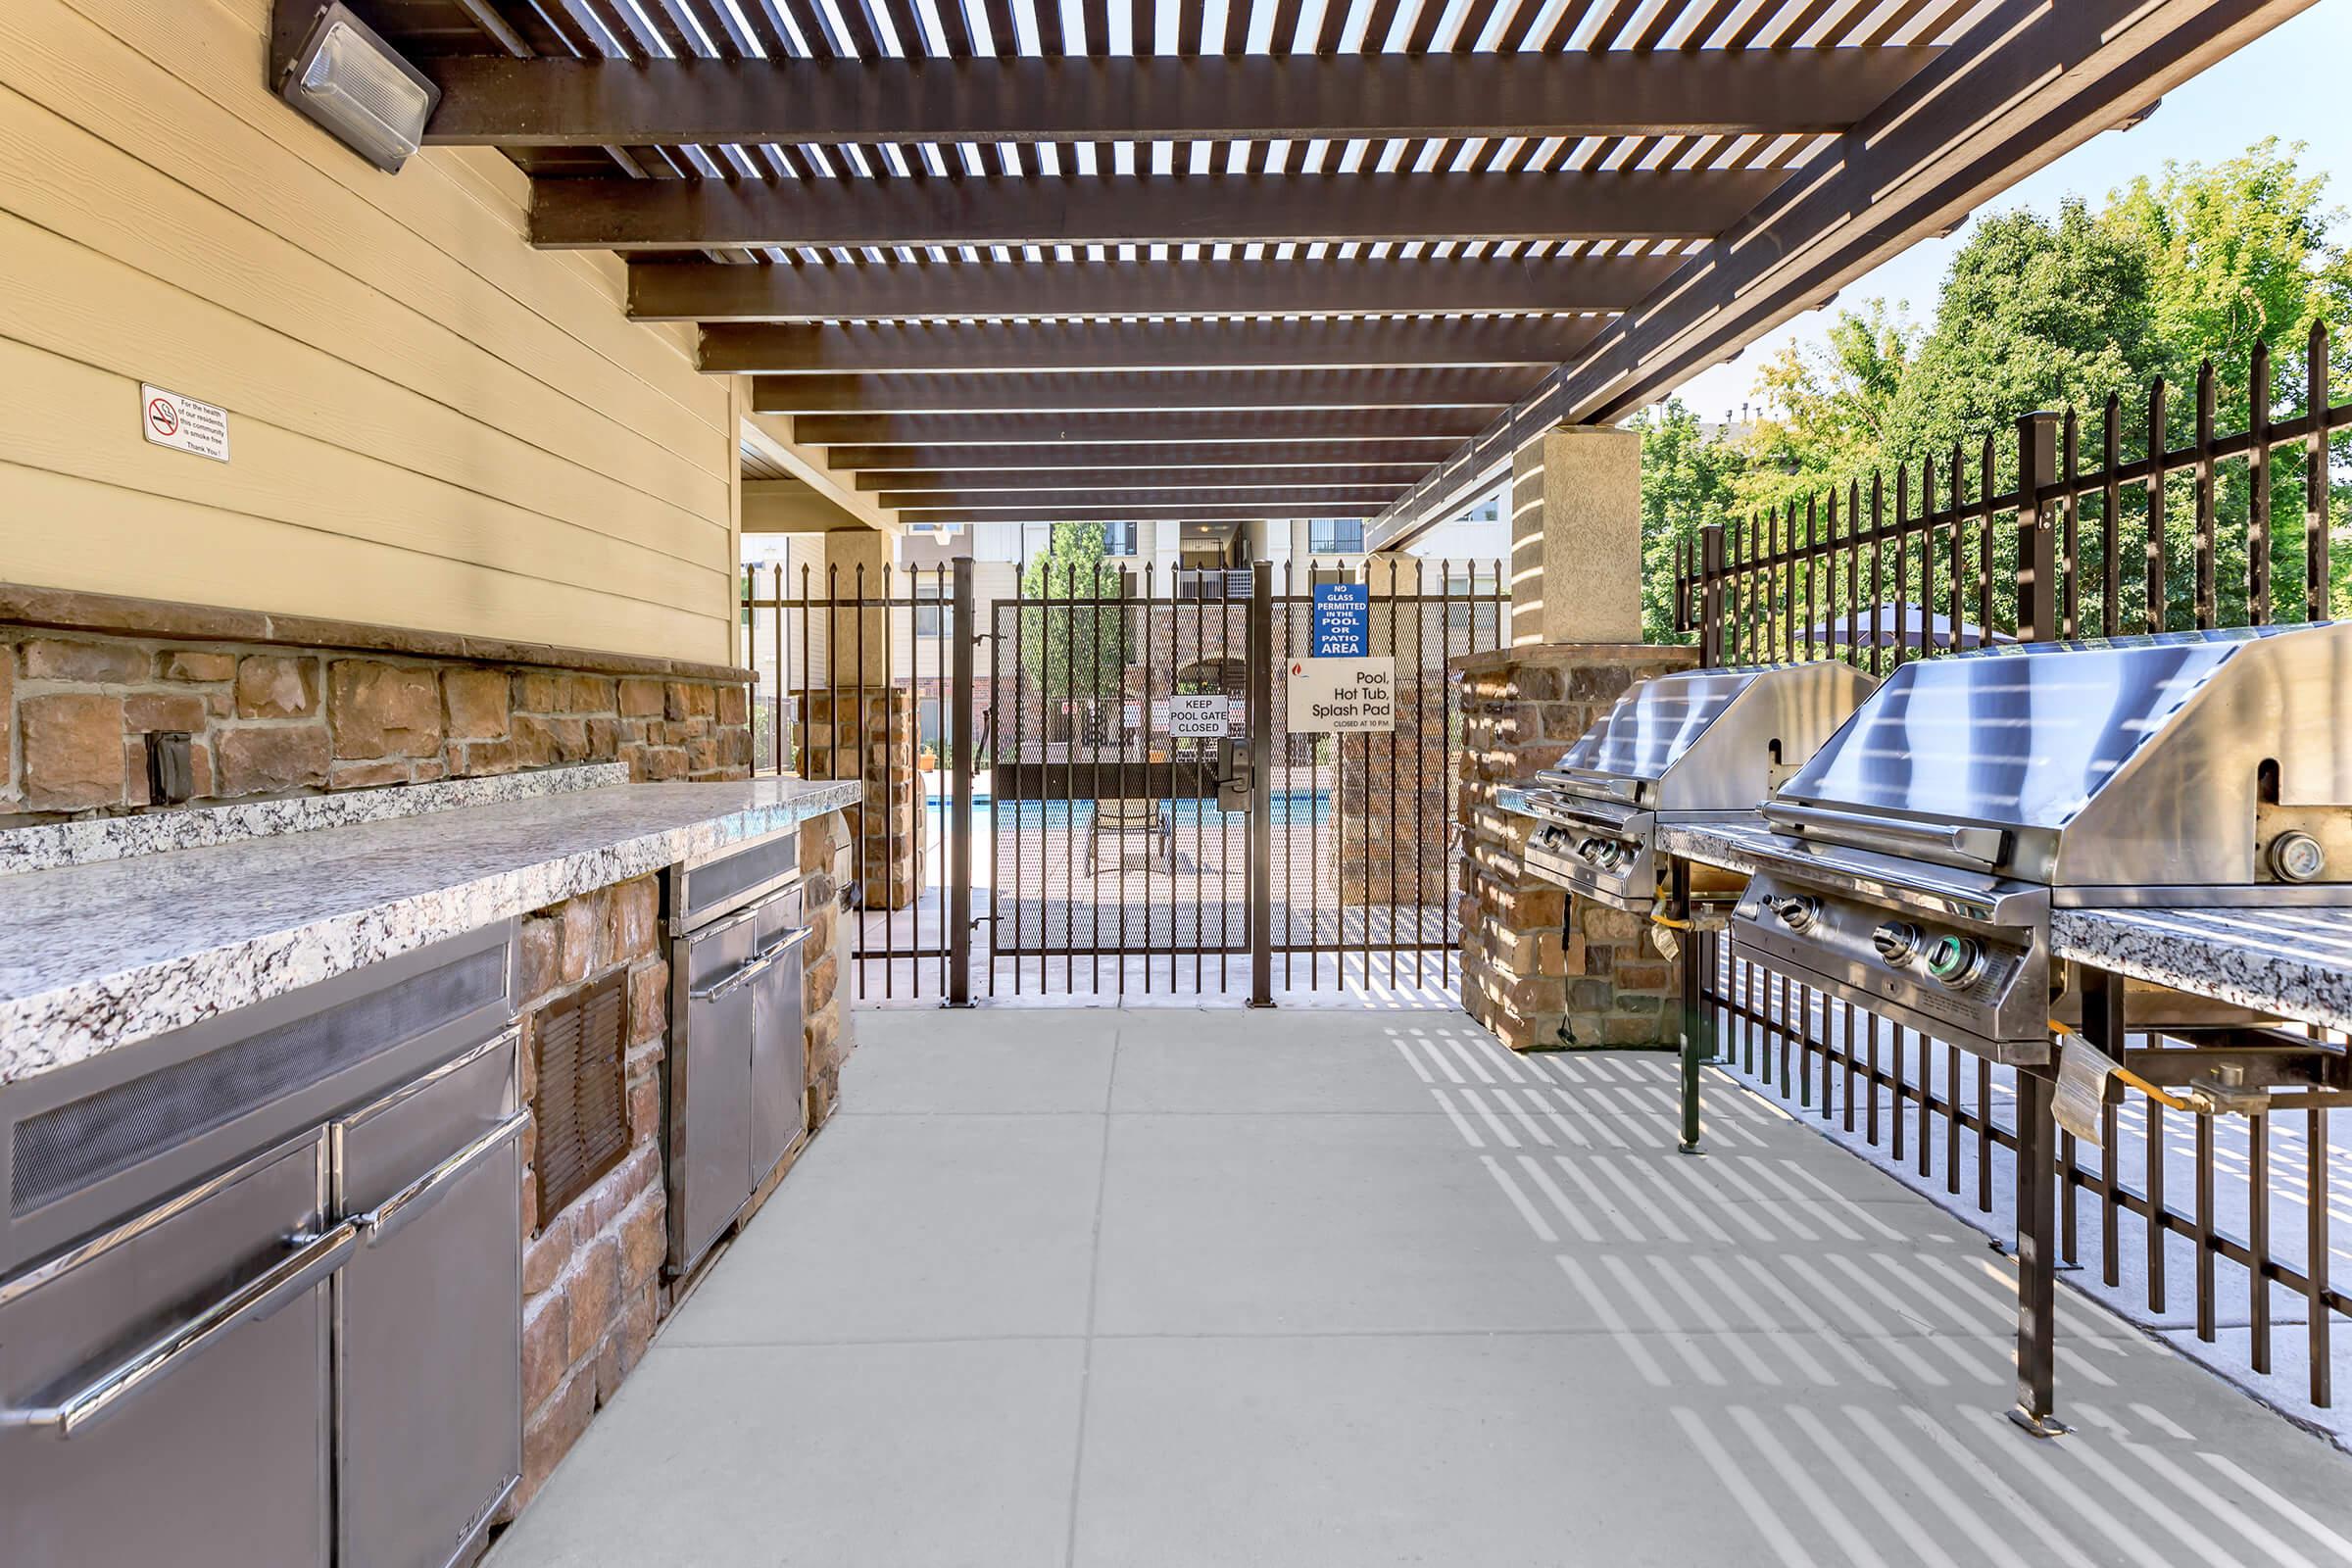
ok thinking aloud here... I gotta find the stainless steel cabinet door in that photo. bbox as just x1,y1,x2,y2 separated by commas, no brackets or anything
336,1038,524,1568
671,915,758,1272
749,927,809,1183
0,1134,343,1568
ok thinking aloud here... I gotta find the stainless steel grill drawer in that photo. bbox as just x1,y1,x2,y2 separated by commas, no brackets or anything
0,1131,343,1568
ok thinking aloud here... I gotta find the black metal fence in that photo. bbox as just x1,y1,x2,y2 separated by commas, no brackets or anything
1668,323,2350,1413
746,554,1502,1004
741,561,958,1003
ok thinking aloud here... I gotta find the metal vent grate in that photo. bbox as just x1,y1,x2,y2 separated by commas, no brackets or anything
10,946,509,1217
529,970,629,1225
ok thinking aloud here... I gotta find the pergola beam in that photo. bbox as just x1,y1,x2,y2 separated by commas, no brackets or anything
824,440,1466,471
753,368,1536,415
707,317,1603,374
1368,0,2322,548
631,256,1683,322
428,49,1939,146
903,505,1373,525
876,486,1401,511
790,409,1498,446
856,466,1434,492
531,169,1787,251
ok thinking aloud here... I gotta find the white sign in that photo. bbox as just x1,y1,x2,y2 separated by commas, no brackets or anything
1168,693,1231,737
140,384,230,463
1123,700,1143,730
1287,657,1396,733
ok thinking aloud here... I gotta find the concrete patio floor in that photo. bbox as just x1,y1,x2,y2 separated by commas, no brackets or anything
489,1010,2352,1568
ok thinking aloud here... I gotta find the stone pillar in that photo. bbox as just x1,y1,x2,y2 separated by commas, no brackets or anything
797,529,922,911
1509,424,1642,648
1338,552,1448,911
1452,644,1699,1051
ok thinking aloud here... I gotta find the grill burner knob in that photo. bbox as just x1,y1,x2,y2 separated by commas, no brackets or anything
1871,921,1923,963
1924,934,1985,987
2271,831,2328,884
1768,895,1822,932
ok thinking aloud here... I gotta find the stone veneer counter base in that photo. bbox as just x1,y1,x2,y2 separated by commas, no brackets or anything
0,777,859,1086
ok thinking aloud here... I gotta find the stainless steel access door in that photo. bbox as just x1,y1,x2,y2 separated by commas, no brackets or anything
0,1130,349,1568
333,1032,525,1568
748,884,809,1183
670,905,760,1274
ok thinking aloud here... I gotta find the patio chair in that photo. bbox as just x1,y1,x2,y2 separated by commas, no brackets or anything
1089,798,1170,873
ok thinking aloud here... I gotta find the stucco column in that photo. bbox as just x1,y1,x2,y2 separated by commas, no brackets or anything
1508,424,1642,647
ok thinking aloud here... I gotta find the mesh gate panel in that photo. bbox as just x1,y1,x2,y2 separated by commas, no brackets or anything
988,578,1252,977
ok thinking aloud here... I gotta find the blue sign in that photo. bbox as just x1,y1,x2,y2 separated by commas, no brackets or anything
1311,582,1370,658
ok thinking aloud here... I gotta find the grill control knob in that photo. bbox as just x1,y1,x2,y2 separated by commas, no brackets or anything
1768,895,1822,932
1870,921,1923,963
2271,831,2328,884
1924,934,1985,987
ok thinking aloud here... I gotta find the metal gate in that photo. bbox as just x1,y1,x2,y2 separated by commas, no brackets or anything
749,554,1501,1004
980,558,1503,1000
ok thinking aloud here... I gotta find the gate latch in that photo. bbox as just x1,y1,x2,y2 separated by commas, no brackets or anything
1214,737,1254,812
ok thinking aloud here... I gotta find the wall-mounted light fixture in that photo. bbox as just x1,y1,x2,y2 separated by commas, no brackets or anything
275,3,439,174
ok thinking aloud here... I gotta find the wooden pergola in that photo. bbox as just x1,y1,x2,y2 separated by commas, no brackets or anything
350,0,2311,531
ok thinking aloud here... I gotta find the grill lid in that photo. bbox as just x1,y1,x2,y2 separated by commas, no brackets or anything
1766,624,2352,889
1538,662,1878,814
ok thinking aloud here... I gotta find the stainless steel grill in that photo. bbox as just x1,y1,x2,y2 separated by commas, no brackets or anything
1733,624,2352,1062
1508,662,1877,913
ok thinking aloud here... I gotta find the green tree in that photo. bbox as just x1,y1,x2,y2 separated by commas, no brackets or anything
1635,399,1751,644
1653,140,2352,638
1018,522,1128,699
2103,141,2352,623
1736,301,1914,518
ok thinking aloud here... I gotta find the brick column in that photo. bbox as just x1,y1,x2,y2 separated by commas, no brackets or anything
1453,643,1698,1051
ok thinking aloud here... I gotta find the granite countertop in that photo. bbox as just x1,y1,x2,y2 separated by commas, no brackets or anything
0,777,859,1087
2051,906,2352,1036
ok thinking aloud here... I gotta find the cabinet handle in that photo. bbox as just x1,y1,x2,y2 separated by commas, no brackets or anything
690,927,810,1004
1,1220,360,1440
356,1111,531,1250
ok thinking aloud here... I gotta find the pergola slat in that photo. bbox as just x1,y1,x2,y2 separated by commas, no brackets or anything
426,49,1940,145
854,466,1437,490
705,316,1604,373
826,441,1467,470
901,503,1380,523
789,409,1500,444
751,368,1540,414
875,485,1405,510
631,255,1681,321
530,168,1788,250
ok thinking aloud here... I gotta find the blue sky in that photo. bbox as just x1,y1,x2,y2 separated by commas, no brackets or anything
1670,1,2352,421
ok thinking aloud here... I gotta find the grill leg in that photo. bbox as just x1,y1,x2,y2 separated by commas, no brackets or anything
2010,1064,2068,1438
1675,860,1705,1155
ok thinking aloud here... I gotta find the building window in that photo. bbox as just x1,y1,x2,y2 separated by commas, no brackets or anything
912,579,952,640
1309,519,1364,555
1051,520,1135,557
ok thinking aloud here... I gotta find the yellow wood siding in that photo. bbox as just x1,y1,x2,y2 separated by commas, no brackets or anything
0,0,737,664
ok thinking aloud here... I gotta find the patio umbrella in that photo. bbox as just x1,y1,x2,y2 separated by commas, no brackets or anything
1796,604,2015,650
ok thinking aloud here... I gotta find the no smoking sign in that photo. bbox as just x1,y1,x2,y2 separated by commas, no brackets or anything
140,383,231,464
